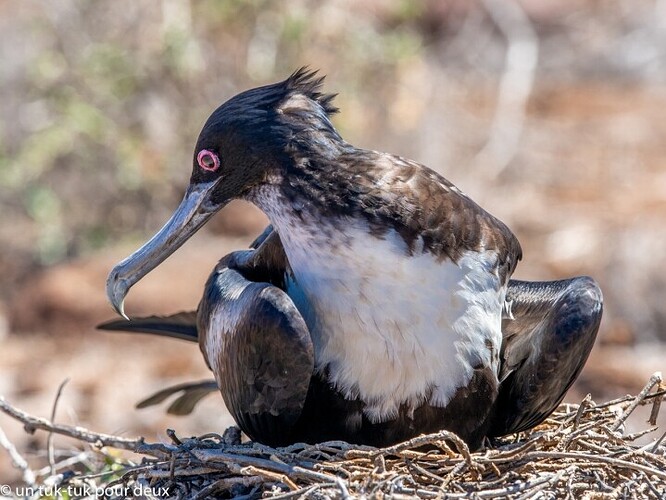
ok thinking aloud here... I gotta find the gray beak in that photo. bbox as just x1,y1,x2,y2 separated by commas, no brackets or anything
106,180,225,318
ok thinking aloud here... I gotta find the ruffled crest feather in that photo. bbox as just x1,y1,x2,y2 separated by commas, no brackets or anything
285,67,339,115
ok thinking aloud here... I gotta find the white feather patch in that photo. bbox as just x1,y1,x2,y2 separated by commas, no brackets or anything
252,187,504,422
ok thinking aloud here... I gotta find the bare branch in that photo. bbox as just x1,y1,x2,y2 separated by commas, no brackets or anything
0,396,174,458
611,372,663,432
1,376,665,498
47,378,69,477
0,423,36,486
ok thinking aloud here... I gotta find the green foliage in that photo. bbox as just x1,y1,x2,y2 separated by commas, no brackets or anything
0,0,440,284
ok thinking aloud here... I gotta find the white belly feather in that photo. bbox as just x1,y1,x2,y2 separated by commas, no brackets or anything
254,189,505,422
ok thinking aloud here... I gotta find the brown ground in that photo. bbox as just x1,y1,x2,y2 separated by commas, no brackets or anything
1,0,665,485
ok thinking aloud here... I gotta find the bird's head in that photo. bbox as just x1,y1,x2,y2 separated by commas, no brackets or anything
106,68,338,318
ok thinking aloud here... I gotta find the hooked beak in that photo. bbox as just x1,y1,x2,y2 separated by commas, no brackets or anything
106,180,226,319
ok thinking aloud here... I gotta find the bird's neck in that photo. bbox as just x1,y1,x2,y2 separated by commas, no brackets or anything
256,146,362,221
249,147,416,257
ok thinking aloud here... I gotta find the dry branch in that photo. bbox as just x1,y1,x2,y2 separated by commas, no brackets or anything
0,373,665,499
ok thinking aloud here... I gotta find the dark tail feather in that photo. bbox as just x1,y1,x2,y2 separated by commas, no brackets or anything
97,311,198,342
136,380,219,415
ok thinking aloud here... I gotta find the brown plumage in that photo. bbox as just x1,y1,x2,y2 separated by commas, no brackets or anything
101,69,602,449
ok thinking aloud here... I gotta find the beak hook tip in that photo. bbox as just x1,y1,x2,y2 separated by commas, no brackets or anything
107,270,130,320
116,301,130,321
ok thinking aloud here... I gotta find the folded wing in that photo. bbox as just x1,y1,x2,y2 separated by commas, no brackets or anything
489,277,602,436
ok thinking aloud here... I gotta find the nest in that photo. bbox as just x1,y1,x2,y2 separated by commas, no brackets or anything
1,374,665,499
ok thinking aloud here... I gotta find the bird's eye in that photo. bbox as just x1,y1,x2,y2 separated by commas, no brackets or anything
197,149,220,172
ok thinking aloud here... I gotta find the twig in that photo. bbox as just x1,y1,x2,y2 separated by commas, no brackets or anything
649,381,665,426
2,378,666,498
0,396,174,457
523,450,666,481
590,388,666,411
47,378,69,477
573,394,592,430
292,465,348,490
190,448,291,474
514,466,575,500
191,476,264,500
0,423,36,486
622,427,659,442
166,428,182,445
35,451,89,478
650,430,666,454
267,484,321,499
376,430,471,465
143,465,226,478
611,372,663,432
241,465,298,490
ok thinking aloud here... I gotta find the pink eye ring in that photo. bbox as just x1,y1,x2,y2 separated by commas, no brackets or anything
197,149,220,172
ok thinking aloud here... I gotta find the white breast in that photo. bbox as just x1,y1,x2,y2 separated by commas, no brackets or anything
253,188,505,422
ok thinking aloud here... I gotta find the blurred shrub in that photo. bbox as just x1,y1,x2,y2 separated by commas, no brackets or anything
1,0,665,344
0,0,434,293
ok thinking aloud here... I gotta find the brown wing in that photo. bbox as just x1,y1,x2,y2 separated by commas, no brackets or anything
361,153,523,285
198,257,313,446
282,151,522,284
489,277,602,436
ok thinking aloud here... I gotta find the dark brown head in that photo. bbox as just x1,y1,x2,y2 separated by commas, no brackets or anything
106,68,338,317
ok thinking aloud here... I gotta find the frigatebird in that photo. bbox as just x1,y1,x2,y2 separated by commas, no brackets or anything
102,68,602,449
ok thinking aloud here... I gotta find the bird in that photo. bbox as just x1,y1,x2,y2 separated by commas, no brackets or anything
102,68,602,449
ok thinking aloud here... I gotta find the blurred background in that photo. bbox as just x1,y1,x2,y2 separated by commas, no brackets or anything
1,0,665,481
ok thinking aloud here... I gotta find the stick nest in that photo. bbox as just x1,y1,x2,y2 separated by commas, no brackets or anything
1,374,665,499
